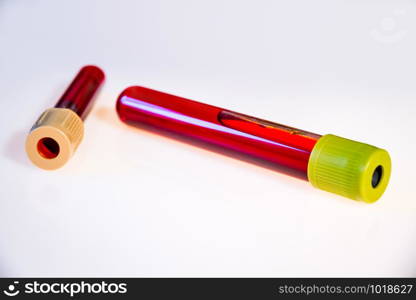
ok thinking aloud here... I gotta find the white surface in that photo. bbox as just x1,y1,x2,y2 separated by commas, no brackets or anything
0,0,415,277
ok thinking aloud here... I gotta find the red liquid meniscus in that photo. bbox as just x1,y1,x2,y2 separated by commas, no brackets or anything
116,86,321,179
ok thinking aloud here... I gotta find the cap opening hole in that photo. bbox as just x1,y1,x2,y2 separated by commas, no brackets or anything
371,165,383,188
37,138,60,159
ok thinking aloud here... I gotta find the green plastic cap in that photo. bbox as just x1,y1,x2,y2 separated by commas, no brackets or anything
307,134,391,203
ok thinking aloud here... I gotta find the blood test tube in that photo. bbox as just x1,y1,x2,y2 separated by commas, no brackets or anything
116,86,391,202
26,65,105,170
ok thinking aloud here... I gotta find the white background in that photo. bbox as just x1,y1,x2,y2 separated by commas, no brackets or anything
0,0,415,277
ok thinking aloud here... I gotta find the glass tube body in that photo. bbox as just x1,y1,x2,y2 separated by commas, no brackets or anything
116,86,321,179
55,65,105,119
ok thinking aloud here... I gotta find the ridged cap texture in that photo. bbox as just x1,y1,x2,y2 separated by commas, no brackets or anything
308,134,391,203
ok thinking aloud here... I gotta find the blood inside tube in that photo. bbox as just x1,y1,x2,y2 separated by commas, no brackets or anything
117,86,321,179
218,110,319,151
55,65,105,120
37,137,60,159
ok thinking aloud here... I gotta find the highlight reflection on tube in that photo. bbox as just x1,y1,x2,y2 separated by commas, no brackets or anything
120,96,308,153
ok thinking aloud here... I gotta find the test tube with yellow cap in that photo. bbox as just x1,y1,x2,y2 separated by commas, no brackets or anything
116,86,391,203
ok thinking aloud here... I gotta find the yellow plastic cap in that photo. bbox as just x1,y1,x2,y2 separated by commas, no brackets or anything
307,134,391,203
25,108,84,170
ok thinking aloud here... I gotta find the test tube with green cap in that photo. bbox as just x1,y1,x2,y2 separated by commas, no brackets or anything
116,86,392,203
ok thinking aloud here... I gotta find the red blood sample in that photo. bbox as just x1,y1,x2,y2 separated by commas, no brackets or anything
116,86,321,179
55,65,105,120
